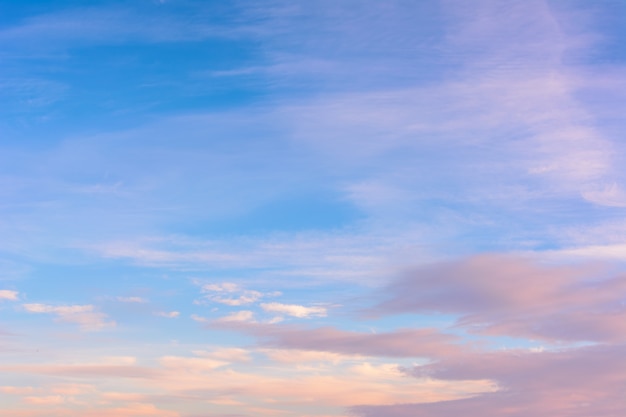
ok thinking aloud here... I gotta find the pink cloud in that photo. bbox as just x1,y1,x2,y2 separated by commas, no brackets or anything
373,254,626,342
209,321,461,358
0,363,161,379
353,255,626,416
0,408,177,417
22,395,65,405
353,343,626,417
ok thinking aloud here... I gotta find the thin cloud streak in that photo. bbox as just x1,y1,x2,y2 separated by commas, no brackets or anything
209,321,463,359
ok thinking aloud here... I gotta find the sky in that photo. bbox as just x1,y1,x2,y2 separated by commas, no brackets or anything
0,0,625,416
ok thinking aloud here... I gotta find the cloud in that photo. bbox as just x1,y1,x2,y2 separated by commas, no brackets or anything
260,302,327,318
159,356,228,372
190,314,209,324
22,303,115,331
92,228,433,286
0,290,18,301
0,362,160,380
192,348,251,363
353,344,626,417
199,282,261,306
50,383,96,396
210,321,461,359
0,351,491,415
552,243,626,261
252,0,623,227
214,310,255,323
261,349,357,364
198,282,281,306
23,395,65,405
0,5,246,48
1,0,624,415
154,311,180,319
581,182,626,207
0,386,34,395
116,297,147,303
145,354,493,410
202,283,240,292
373,254,626,343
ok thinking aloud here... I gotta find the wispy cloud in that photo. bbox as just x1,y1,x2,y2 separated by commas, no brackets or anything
1,352,491,415
0,5,250,48
116,297,147,304
90,229,435,285
214,310,256,323
210,321,461,359
197,282,276,306
260,302,327,318
154,311,180,319
1,0,625,416
22,303,115,331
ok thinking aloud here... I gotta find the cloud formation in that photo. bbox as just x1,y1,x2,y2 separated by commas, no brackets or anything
199,282,274,306
22,303,115,331
373,254,626,343
351,254,626,416
0,0,624,416
116,297,147,303
0,290,18,301
353,344,626,417
210,321,461,359
260,302,327,318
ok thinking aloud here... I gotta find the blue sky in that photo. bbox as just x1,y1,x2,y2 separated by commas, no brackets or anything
1,1,625,416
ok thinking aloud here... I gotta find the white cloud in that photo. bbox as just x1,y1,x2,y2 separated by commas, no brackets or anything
22,303,115,331
260,302,327,318
155,311,180,318
91,229,433,287
192,348,251,363
209,292,262,306
548,244,626,261
199,282,275,306
261,349,358,364
24,304,92,314
214,310,255,323
116,296,147,303
190,314,209,323
0,290,18,301
202,282,240,292
581,182,626,207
